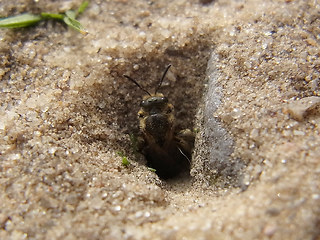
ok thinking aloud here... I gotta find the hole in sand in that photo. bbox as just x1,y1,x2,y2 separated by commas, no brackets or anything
115,44,211,180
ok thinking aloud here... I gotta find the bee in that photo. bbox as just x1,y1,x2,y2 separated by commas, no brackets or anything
124,65,195,179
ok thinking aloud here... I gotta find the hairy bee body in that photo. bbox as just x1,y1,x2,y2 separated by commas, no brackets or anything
124,65,195,179
138,93,194,178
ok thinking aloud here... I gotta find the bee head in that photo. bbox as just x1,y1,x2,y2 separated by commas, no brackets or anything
138,93,174,144
140,94,168,114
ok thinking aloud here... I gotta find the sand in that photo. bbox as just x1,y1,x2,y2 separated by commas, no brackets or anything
0,0,319,239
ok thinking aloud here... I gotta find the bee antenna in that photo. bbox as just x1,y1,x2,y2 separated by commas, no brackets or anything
123,75,151,96
155,64,171,94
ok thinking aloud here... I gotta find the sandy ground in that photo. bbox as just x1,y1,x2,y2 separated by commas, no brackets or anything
1,0,320,239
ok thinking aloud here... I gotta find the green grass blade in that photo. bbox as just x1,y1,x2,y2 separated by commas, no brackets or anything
148,167,157,172
122,156,130,166
63,16,88,35
40,12,64,20
65,10,76,19
77,1,89,16
129,133,139,153
63,11,88,35
0,13,42,28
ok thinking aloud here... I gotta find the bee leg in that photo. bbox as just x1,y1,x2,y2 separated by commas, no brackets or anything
175,129,195,157
136,135,146,153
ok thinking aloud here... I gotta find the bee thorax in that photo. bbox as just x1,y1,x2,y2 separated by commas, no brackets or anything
144,114,173,145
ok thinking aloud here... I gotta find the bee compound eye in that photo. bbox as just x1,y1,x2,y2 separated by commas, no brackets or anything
162,97,168,103
140,100,146,107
